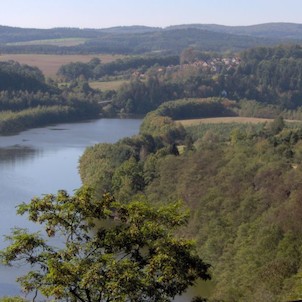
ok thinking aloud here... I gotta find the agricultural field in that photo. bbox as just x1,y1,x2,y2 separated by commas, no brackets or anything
179,117,276,125
178,116,302,126
0,53,125,78
5,38,87,47
89,79,128,91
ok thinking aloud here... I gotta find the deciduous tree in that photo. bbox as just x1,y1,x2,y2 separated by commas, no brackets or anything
0,187,210,302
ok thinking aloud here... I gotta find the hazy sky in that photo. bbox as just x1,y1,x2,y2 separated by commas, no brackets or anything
1,0,301,29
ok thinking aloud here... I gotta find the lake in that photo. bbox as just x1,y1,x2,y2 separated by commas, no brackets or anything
0,118,209,300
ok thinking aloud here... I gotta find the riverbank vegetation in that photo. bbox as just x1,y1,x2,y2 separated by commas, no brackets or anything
0,61,101,134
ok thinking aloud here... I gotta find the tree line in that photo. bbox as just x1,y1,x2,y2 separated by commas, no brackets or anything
57,55,180,81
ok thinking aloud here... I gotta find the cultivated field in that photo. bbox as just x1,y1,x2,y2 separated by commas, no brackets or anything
89,80,128,91
5,38,87,47
178,116,302,126
0,54,125,78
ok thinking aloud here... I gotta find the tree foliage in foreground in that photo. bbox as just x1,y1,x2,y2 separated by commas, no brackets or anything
0,187,210,302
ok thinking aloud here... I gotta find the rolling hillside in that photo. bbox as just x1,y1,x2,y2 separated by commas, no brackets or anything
0,23,301,54
168,22,302,40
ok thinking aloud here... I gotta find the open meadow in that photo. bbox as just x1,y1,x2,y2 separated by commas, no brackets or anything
178,116,302,126
5,38,88,47
0,53,124,78
89,79,129,91
178,117,274,125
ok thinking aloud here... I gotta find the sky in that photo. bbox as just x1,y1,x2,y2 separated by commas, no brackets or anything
0,0,301,29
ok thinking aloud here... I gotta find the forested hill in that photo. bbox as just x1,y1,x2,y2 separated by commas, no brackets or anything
0,22,301,54
168,22,302,40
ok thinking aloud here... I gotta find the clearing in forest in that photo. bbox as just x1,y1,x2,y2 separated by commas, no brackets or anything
89,80,128,91
0,53,125,78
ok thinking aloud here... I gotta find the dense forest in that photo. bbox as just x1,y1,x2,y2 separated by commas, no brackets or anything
223,45,302,108
79,100,302,301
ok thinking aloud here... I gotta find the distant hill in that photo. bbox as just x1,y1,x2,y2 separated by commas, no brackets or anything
78,28,279,54
0,26,102,44
0,23,301,54
168,22,302,40
99,25,161,34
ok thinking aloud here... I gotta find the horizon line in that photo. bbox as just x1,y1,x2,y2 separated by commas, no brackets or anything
0,21,302,31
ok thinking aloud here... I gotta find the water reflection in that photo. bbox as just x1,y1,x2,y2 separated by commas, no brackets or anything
0,118,142,298
0,145,40,166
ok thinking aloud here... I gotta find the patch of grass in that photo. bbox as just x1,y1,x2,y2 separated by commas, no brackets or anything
177,145,186,154
89,80,128,91
0,297,27,302
178,116,302,126
178,117,275,126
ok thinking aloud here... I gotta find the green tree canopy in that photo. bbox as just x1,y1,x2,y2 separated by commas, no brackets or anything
0,187,210,302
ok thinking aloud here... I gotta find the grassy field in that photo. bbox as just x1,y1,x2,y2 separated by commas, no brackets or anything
6,38,87,47
178,117,275,126
178,116,302,126
0,54,125,78
89,80,128,91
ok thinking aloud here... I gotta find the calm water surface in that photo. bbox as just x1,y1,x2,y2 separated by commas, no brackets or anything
0,118,209,300
0,119,141,297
